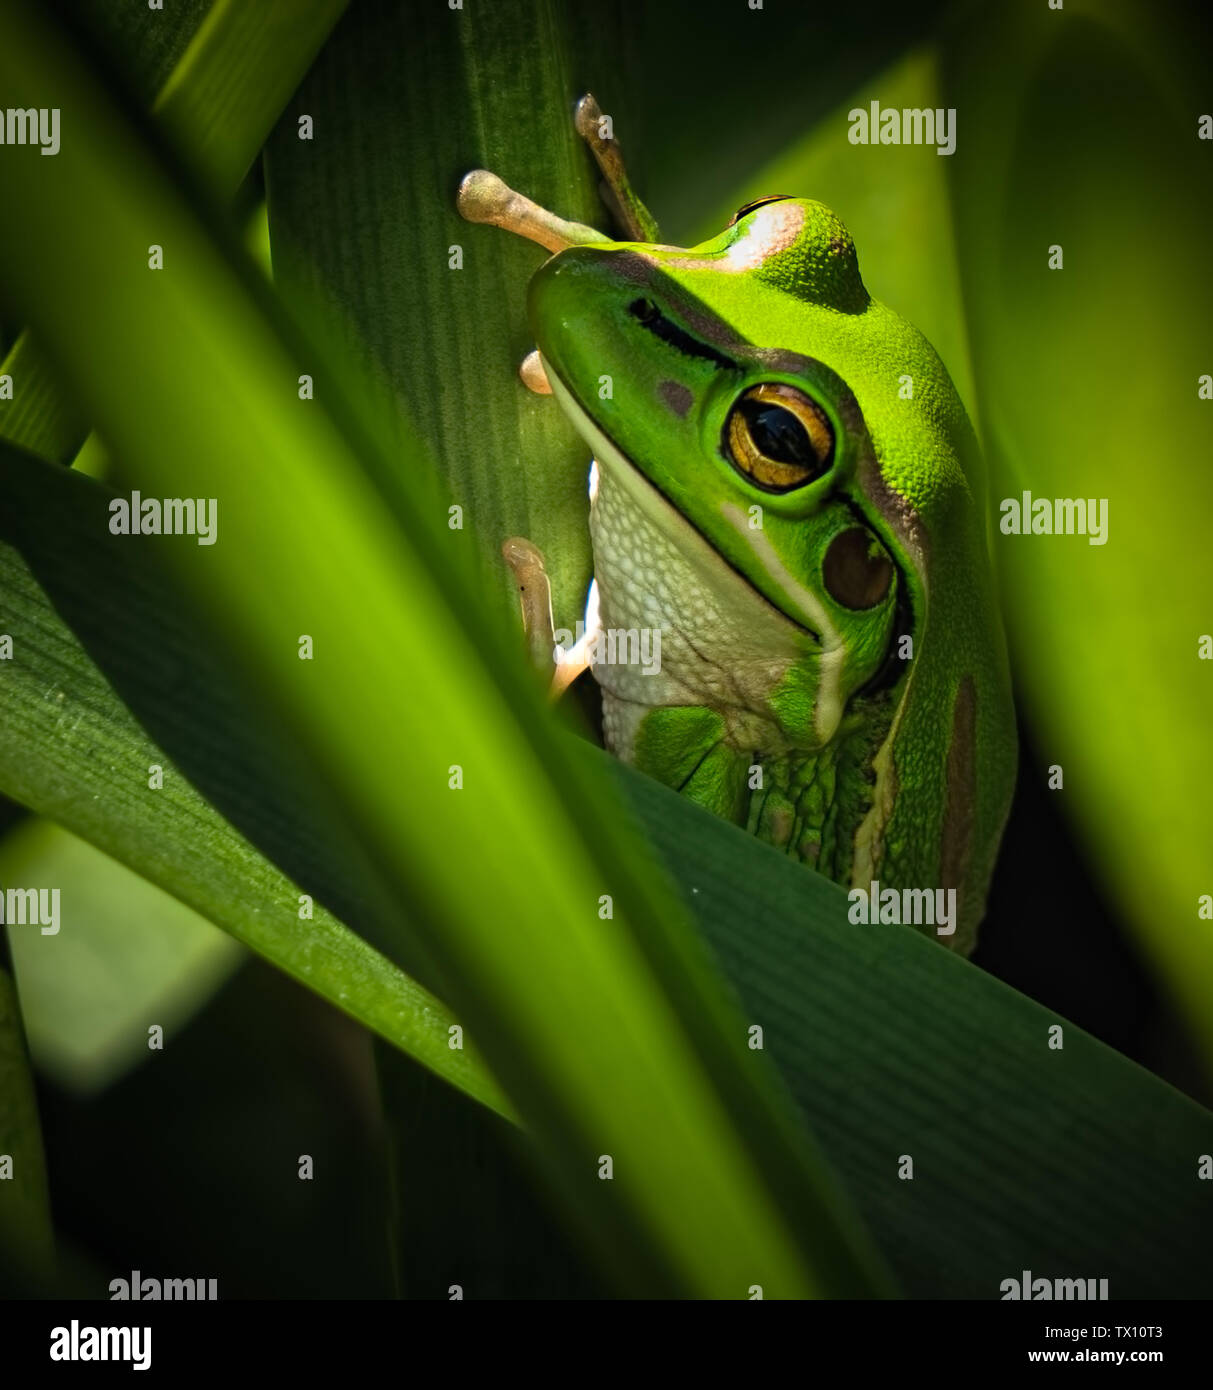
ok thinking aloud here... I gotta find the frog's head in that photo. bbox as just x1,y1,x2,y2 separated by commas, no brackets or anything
522,193,984,738
457,168,989,742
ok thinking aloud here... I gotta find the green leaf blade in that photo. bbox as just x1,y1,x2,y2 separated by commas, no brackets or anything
0,0,348,465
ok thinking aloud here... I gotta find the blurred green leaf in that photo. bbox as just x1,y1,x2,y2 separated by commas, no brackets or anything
0,0,347,465
77,0,213,105
0,343,86,470
376,1039,610,1299
33,955,398,1297
0,445,510,1121
0,951,53,1280
153,0,348,195
0,818,243,1094
698,46,976,422
942,0,1213,1062
596,0,955,242
0,1,888,1298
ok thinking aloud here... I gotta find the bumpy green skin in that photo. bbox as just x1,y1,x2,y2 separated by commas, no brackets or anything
529,199,1016,952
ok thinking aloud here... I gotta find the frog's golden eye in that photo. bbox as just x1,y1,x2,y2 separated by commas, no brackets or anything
724,383,835,491
728,195,793,226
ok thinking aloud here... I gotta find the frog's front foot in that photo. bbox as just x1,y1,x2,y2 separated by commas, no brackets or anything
501,537,592,698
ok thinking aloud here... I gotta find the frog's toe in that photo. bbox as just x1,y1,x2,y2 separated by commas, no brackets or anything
519,350,552,395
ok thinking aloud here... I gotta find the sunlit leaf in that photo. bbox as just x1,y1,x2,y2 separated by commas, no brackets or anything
0,446,510,1120
0,0,347,465
942,0,1213,1062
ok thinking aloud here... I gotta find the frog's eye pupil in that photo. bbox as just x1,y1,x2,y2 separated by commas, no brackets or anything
745,402,813,469
724,383,834,492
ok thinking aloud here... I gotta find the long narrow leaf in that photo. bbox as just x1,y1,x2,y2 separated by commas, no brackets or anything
0,0,348,465
0,445,509,1118
609,751,1213,1298
941,0,1213,1062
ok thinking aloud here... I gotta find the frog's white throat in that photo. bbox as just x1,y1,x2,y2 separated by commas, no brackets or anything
544,364,846,751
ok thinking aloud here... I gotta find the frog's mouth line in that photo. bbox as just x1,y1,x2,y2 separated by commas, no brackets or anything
543,363,829,651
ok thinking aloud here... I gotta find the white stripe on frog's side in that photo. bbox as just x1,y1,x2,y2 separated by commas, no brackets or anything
719,502,845,744
849,683,905,891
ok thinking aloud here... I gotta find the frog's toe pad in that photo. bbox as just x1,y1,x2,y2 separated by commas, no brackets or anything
519,350,552,395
